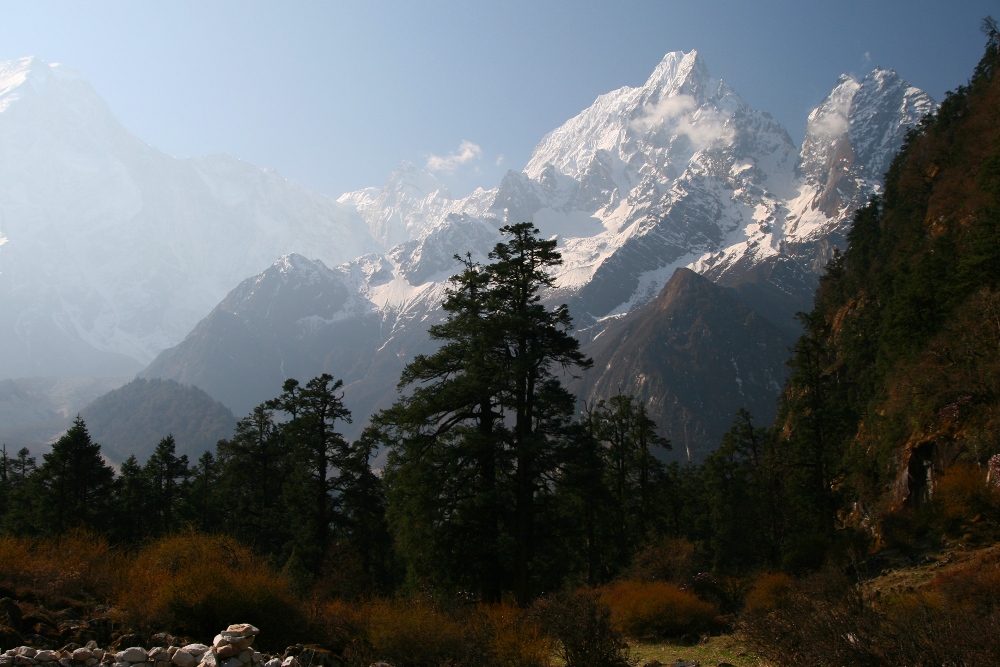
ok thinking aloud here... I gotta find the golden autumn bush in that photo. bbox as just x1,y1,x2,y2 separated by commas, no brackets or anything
115,532,306,649
0,529,124,603
600,580,717,640
743,572,795,614
322,598,549,667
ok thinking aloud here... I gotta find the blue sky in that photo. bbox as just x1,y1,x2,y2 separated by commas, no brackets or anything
0,1,993,197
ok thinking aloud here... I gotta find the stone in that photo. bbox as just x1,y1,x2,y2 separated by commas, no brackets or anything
263,660,280,667
200,653,217,667
165,651,176,661
0,657,12,667
58,659,73,667
279,659,295,667
16,651,35,659
34,654,57,663
250,655,259,665
73,650,93,662
236,652,250,664
223,628,257,639
178,650,205,661
85,661,97,667
169,653,193,667
12,657,34,666
115,646,149,662
220,660,241,667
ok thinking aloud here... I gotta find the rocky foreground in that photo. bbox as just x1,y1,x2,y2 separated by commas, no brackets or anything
0,624,324,667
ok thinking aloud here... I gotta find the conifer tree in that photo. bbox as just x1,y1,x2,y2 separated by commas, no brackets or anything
144,435,190,534
382,223,590,604
35,417,115,533
112,454,148,542
488,222,592,604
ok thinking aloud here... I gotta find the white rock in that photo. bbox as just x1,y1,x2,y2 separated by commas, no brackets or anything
280,659,296,667
16,650,35,659
263,660,280,667
33,653,57,663
120,650,147,664
224,626,258,638
179,649,206,660
72,649,93,662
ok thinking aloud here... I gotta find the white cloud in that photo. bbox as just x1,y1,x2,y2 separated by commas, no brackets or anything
426,140,482,173
495,154,505,167
630,94,734,150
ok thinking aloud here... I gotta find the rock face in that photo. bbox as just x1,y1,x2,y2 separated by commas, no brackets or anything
141,52,934,452
571,268,794,462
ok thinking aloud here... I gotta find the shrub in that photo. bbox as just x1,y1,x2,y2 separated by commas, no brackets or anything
739,566,1000,667
330,598,548,667
359,598,467,667
626,537,698,584
599,580,717,640
935,462,1000,533
471,603,551,667
115,532,305,649
743,573,795,614
531,591,633,667
0,529,124,604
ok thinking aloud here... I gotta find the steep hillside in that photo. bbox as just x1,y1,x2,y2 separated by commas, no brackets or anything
775,28,1000,529
79,378,236,462
572,268,794,461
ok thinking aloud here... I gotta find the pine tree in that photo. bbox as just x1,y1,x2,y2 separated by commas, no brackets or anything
112,454,148,542
144,435,190,535
216,403,291,555
488,222,592,603
379,254,509,600
381,223,590,604
35,417,115,533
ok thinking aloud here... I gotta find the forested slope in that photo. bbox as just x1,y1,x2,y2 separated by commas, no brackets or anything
776,22,1000,542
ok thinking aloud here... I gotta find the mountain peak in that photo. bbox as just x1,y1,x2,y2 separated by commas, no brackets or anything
644,50,710,97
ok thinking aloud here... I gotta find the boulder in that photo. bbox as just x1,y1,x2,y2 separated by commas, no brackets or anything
169,652,194,667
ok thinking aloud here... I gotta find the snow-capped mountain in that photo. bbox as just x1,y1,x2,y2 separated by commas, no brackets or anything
142,51,934,449
0,57,378,378
1,49,933,452
332,52,933,327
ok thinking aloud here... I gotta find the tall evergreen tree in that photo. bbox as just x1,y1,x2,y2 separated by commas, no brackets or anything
488,222,592,604
35,417,115,533
144,435,190,535
112,454,148,542
379,255,510,600
382,223,590,604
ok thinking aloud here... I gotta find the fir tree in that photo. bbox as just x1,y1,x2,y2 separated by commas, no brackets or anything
35,417,115,533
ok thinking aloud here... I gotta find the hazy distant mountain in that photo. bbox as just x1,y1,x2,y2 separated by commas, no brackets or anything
0,375,129,454
79,378,236,463
142,51,933,451
0,57,378,379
